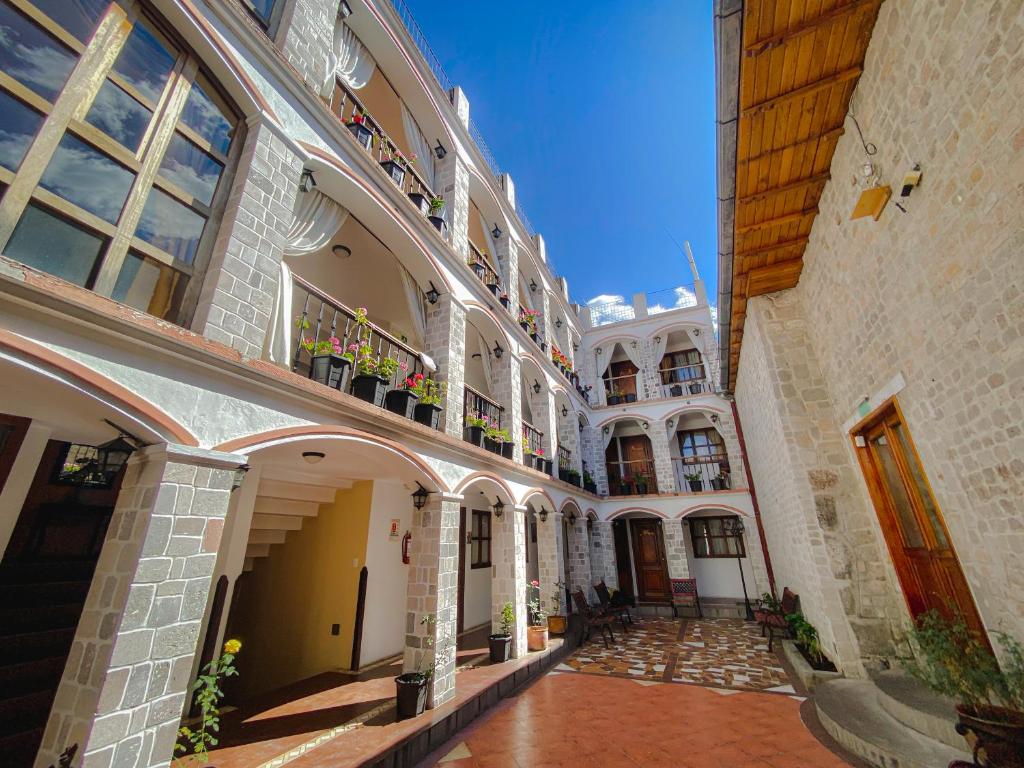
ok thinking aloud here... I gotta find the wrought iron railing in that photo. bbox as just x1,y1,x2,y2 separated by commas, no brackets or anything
603,372,638,401
467,239,502,291
660,362,715,396
605,458,659,496
463,384,503,429
672,455,731,493
557,445,572,470
291,274,424,386
522,420,544,456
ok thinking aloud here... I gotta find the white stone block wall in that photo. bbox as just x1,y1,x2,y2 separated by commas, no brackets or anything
490,353,524,461
564,514,593,601
423,294,467,439
434,151,469,259
662,519,691,580
589,521,618,590
490,507,528,657
536,512,566,617
275,0,335,95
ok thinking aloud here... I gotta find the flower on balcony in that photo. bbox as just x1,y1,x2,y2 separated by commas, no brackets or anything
354,307,368,326
535,448,544,457
465,414,490,429
301,335,344,357
349,112,366,125
428,196,445,215
518,307,540,333
377,356,407,380
485,426,511,443
404,375,446,405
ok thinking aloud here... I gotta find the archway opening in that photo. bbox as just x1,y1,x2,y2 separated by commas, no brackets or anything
603,419,658,496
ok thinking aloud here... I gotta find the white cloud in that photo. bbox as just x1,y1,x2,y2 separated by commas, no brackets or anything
585,294,634,326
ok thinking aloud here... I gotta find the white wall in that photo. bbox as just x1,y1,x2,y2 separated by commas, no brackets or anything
360,480,414,666
461,507,492,630
683,516,758,600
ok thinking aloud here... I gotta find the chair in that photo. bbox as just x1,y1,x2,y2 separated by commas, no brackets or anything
670,578,702,619
572,589,616,648
594,580,632,631
756,587,799,651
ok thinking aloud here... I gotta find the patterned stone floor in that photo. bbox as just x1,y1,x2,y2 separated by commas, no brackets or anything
563,616,793,693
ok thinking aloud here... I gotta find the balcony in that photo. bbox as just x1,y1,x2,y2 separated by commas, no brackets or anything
603,372,639,405
557,446,580,487
522,420,550,474
467,239,510,311
581,461,597,493
517,307,546,353
605,458,659,496
660,362,715,397
672,455,731,493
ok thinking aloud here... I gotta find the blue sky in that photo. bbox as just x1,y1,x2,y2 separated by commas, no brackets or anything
404,0,718,309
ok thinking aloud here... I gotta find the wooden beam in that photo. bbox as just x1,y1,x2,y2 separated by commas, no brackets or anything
734,236,810,259
739,126,845,166
735,208,818,235
746,258,804,297
745,0,882,57
738,173,831,205
742,66,863,118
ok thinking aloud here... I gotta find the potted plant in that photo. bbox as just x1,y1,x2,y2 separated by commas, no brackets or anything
464,414,489,447
489,602,515,663
710,471,729,491
380,148,407,187
499,291,511,310
385,369,421,420
483,425,509,456
607,387,623,406
410,377,446,430
518,307,539,335
467,255,486,280
427,196,447,234
566,469,581,487
301,333,355,392
547,582,567,635
669,383,684,397
346,112,373,150
521,439,534,467
395,615,447,720
624,390,638,403
689,381,704,395
583,470,597,494
908,610,1024,765
408,190,431,216
487,280,501,297
634,474,650,495
684,472,704,493
488,427,515,459
527,580,548,651
351,340,395,407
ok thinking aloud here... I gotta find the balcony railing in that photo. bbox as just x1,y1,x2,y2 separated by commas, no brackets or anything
463,384,503,429
605,459,659,496
557,445,572,470
291,274,424,386
660,363,715,396
672,455,731,493
603,372,638,403
467,239,503,294
522,420,544,456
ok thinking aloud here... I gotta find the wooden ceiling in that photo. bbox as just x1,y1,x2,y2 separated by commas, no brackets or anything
726,0,883,388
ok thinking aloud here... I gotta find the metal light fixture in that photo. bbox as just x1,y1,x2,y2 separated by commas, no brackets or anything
538,507,548,523
492,498,505,518
425,281,439,305
332,244,351,258
722,517,755,621
491,223,503,239
302,451,325,464
529,279,537,293
654,335,662,344
710,414,720,423
338,0,353,18
642,421,649,430
561,405,568,417
533,380,541,394
568,510,577,526
555,317,562,329
493,342,503,359
232,464,250,490
602,426,610,435
434,140,447,159
572,342,579,352
411,483,430,510
299,169,316,193
97,435,136,478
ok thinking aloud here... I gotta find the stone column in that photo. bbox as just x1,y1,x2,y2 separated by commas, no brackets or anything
557,409,584,476
565,514,593,601
275,0,335,95
494,233,518,316
36,444,245,768
434,151,470,260
490,353,523,462
491,506,528,657
193,120,303,358
404,493,461,707
585,426,610,496
649,425,677,493
662,519,692,580
712,411,747,488
536,511,566,617
423,294,467,439
539,289,555,353
590,521,619,589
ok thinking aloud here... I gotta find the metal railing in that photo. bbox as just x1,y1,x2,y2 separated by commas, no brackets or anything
291,274,424,386
463,384,503,429
603,372,638,401
522,420,544,457
605,459,659,496
587,299,635,327
467,239,502,291
647,283,698,314
557,445,572,470
672,455,731,493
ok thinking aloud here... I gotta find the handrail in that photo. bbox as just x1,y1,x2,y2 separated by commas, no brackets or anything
522,420,544,455
463,383,503,429
673,454,732,492
467,239,502,289
557,445,572,470
660,362,706,382
605,458,659,495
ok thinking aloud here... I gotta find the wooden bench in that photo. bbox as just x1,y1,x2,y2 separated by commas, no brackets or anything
755,587,799,651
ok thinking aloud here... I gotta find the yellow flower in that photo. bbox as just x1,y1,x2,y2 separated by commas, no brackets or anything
223,639,241,655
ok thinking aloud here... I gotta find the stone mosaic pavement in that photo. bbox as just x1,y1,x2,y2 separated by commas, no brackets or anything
563,616,794,693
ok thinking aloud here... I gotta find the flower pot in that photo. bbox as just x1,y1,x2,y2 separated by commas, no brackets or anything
956,704,1024,767
688,479,704,493
470,262,485,279
530,332,541,345
711,478,727,491
414,403,443,430
519,321,531,333
569,474,581,488
547,615,567,635
310,354,351,391
635,482,649,495
500,442,514,460
689,382,703,395
427,215,447,235
384,389,419,420
522,452,534,467
395,673,429,720
487,283,501,296
488,634,512,663
408,191,430,216
619,483,631,495
500,296,511,310
607,395,622,406
532,455,546,472
527,625,548,651
584,481,597,493
464,425,486,447
347,121,373,150
484,436,502,455
624,392,637,403
352,374,388,407
669,384,683,397
544,458,554,476
380,159,405,186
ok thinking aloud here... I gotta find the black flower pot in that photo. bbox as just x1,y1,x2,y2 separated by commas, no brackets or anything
569,474,581,488
487,283,501,296
688,479,704,493
310,354,351,391
484,437,502,455
544,458,554,476
624,392,637,403
669,384,683,397
428,215,447,234
347,121,373,150
530,332,541,345
607,395,622,405
500,442,514,460
380,159,406,186
559,468,570,482
619,483,631,495
414,403,443,430
395,674,429,720
689,382,703,395
520,321,531,333
352,374,388,407
500,296,511,310
464,425,486,447
533,455,546,472
636,482,649,495
408,192,430,216
711,478,727,491
522,452,534,467
384,389,419,419
488,634,512,663
584,481,597,494
470,262,485,279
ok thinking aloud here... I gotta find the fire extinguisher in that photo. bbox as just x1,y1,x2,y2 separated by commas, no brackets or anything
401,531,412,564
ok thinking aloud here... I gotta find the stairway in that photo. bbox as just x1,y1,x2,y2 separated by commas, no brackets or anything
0,559,96,766
241,478,342,572
814,669,972,768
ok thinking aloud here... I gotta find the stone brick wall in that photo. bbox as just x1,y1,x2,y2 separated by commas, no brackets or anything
434,152,469,259
490,353,524,462
193,121,302,358
423,294,467,439
36,445,243,768
491,508,528,656
275,0,335,95
662,520,691,580
565,514,593,600
588,521,618,589
536,512,566,616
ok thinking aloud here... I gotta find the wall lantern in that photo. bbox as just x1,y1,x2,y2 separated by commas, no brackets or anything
492,498,505,518
595,347,602,355
578,421,583,433
492,223,503,239
567,510,577,526
529,279,537,293
561,405,568,417
302,451,325,464
533,380,542,394
299,169,316,193
642,421,649,430
555,317,563,329
434,140,447,159
654,336,662,344
338,0,353,18
602,425,610,435
693,328,701,337
493,342,504,359
411,483,431,510
424,281,440,305
231,463,250,490
97,435,136,478
710,414,720,423
572,342,579,352
538,507,548,523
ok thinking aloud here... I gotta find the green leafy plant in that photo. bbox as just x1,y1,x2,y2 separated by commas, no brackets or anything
785,612,824,663
759,592,781,612
175,640,241,764
684,472,702,482
528,579,546,625
499,602,515,636
485,426,511,443
428,196,445,215
583,470,594,485
377,355,408,380
465,414,491,429
403,374,446,406
550,580,565,616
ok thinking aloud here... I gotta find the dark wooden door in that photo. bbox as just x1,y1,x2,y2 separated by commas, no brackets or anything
629,518,670,602
855,404,987,640
609,360,639,398
612,520,634,598
457,507,467,634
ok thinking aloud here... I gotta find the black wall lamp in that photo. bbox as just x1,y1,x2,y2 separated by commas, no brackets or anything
532,380,541,394
567,510,577,526
539,507,548,523
425,281,439,305
339,0,352,18
434,140,447,159
411,483,430,510
555,318,562,329
491,223,503,239
299,169,316,193
529,279,537,293
561,405,568,417
493,342,504,359
492,498,505,518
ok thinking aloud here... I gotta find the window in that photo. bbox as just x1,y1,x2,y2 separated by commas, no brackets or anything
470,509,491,568
0,0,241,325
678,428,726,459
690,516,745,558
660,349,704,384
241,0,278,28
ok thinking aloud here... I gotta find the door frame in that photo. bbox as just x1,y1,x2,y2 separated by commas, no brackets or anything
457,506,466,634
628,517,671,603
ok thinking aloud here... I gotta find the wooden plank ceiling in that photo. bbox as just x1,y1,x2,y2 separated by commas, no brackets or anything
727,0,883,388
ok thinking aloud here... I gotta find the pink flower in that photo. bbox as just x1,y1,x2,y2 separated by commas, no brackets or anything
399,361,409,371
347,343,358,352
531,580,540,587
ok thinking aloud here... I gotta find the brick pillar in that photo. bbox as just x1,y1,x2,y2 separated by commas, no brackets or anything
557,408,583,475
491,353,523,462
662,519,692,580
276,0,335,94
434,151,469,260
580,424,606,494
713,411,747,487
539,289,555,352
423,294,466,439
536,511,566,617
565,514,593,601
590,521,619,589
650,425,677,493
36,445,244,768
404,493,461,707
491,506,528,657
193,120,302,357
494,234,518,317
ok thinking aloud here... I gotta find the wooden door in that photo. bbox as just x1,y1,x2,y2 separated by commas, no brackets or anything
457,507,466,634
610,360,639,398
855,404,987,639
621,436,655,493
629,518,670,602
612,520,634,598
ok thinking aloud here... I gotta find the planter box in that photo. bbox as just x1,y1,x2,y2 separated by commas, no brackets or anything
413,403,442,430
547,615,567,635
635,483,650,495
484,437,502,455
500,442,514,460
711,478,728,491
352,374,388,407
624,392,637,403
544,458,554,476
584,481,597,494
568,474,581,488
688,479,704,493
689,382,704,395
380,159,406,187
499,296,511,310
522,452,534,467
519,321,531,333
607,395,622,406
384,389,419,420
488,634,512,663
530,332,542,345
310,354,351,391
487,282,501,296
669,384,683,397
427,215,447,235
781,640,842,691
533,455,546,472
470,262,485,279
346,121,373,150
395,674,428,720
408,192,430,216
464,425,486,447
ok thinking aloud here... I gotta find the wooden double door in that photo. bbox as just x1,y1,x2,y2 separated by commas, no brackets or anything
612,518,670,602
855,403,986,639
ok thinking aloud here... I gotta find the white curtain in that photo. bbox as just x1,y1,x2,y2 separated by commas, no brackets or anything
518,272,535,311
595,345,613,406
603,428,616,450
267,191,349,366
622,341,645,398
652,333,669,394
400,103,435,190
323,21,377,96
398,263,426,344
477,332,493,392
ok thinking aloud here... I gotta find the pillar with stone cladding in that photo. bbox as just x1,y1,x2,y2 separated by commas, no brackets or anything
564,512,593,601
275,0,335,94
490,506,528,657
403,492,461,707
589,520,619,590
493,233,518,318
556,406,584,476
662,518,693,581
433,149,470,260
35,444,245,768
536,510,566,617
423,293,467,440
649,424,677,493
490,351,523,462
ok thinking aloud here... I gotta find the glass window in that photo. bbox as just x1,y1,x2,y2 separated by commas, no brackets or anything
0,90,44,172
0,1,77,102
471,510,491,568
678,428,725,458
892,423,948,548
245,0,277,26
38,133,135,224
112,251,185,319
6,203,106,286
85,79,153,150
32,0,110,42
180,77,234,155
158,133,223,205
109,19,176,103
690,517,745,559
134,187,205,264
871,433,926,549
